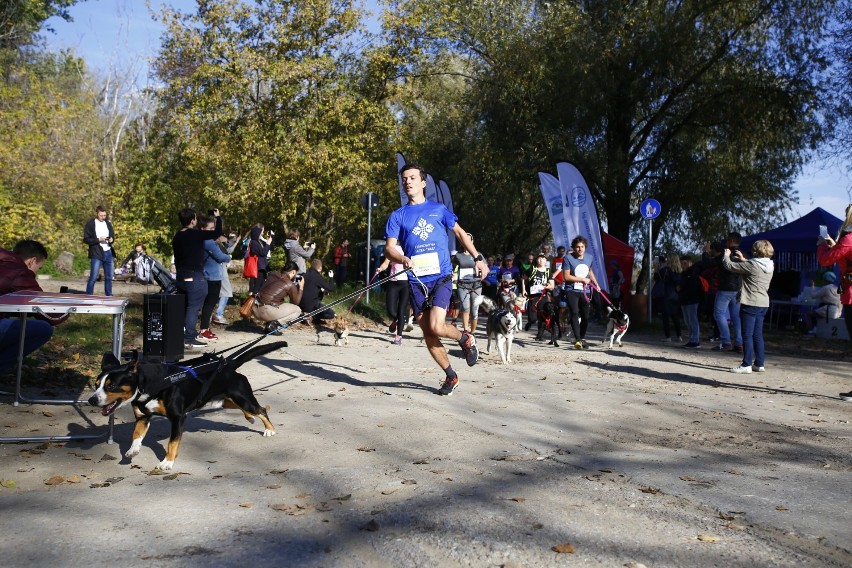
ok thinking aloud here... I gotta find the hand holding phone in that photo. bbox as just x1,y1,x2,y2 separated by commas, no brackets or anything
819,225,828,239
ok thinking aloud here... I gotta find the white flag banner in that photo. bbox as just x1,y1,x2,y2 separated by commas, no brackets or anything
556,162,609,293
538,171,570,250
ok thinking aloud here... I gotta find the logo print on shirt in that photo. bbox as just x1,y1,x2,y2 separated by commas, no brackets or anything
412,218,435,241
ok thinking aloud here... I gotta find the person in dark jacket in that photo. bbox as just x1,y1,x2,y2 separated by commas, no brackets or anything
247,224,272,296
712,231,744,352
678,255,704,348
298,258,337,321
83,205,116,296
0,240,66,373
172,207,223,349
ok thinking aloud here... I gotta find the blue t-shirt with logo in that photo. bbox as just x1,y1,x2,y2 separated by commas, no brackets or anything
385,200,457,283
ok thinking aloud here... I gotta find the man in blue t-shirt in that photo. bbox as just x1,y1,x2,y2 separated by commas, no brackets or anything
384,163,488,396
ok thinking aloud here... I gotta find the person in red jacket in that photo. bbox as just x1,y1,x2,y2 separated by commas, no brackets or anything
817,204,852,401
0,240,65,374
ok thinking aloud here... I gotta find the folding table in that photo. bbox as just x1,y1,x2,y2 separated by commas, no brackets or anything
0,290,129,443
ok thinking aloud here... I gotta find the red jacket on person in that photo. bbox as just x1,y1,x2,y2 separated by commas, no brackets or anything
0,248,43,296
817,232,852,305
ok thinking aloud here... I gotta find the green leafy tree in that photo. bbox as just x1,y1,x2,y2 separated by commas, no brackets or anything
145,0,396,259
383,0,838,255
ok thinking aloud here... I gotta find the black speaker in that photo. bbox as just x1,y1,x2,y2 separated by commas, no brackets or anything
143,293,185,361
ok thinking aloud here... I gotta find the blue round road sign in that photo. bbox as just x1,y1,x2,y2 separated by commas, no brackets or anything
640,199,661,220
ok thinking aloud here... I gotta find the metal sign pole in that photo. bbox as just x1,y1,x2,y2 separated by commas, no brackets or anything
648,218,653,324
366,204,372,304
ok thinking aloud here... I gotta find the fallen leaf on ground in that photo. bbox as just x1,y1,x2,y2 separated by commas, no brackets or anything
639,486,662,494
726,521,747,530
776,505,789,511
42,411,54,418
430,469,447,474
239,503,253,508
697,534,719,542
67,475,81,483
1,479,17,488
44,475,65,485
332,494,352,501
510,497,526,502
680,475,697,481
552,543,576,553
357,447,375,452
401,479,417,485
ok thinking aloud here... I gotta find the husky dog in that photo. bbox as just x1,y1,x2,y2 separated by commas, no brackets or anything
481,297,518,364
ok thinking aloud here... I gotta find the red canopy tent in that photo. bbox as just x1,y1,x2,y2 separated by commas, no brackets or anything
602,231,634,302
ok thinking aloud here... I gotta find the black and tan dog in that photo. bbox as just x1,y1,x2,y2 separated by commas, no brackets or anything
88,341,287,470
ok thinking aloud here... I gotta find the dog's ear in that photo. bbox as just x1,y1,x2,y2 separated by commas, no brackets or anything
101,352,122,371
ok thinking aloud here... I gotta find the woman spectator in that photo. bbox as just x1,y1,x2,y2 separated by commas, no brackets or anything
655,253,684,343
561,236,600,349
247,224,272,296
197,216,232,341
376,244,410,344
284,229,315,274
817,204,852,341
722,240,774,374
213,232,238,325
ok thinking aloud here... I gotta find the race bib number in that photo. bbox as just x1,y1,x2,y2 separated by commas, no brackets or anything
529,284,544,295
411,252,440,277
572,264,590,290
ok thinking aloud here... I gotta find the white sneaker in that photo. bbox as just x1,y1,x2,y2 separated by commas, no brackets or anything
752,365,765,372
730,365,752,374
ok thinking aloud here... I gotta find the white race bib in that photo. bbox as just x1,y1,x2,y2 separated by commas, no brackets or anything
411,252,440,277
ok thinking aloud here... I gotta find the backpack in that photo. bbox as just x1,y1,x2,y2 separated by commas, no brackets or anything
135,254,154,283
149,257,178,294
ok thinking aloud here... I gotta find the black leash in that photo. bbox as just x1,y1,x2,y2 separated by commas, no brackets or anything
216,268,413,360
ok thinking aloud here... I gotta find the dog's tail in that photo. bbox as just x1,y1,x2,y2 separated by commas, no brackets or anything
225,340,288,370
480,296,496,313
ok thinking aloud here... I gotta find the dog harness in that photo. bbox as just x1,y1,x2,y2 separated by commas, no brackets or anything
137,362,211,398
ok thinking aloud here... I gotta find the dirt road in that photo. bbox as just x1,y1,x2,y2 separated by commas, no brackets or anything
0,279,849,567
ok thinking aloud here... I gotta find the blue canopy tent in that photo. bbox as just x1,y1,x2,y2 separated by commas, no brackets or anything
740,207,842,297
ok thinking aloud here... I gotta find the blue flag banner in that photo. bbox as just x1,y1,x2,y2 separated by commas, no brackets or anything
538,171,569,250
556,162,609,293
438,179,457,252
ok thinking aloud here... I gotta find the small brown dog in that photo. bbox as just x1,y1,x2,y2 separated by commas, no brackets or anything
332,316,350,346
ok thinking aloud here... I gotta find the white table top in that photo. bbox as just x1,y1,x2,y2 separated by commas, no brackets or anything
0,290,128,315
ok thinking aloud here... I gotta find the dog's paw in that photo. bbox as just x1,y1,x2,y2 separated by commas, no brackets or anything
156,459,174,471
124,440,142,458
263,428,276,437
617,341,623,347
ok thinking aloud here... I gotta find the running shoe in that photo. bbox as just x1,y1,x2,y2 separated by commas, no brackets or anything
184,338,207,349
752,365,765,372
458,331,479,366
730,365,752,374
437,375,459,396
389,321,397,334
574,340,583,350
683,342,700,349
199,329,218,341
404,318,415,332
839,391,852,401
581,339,590,349
393,335,402,345
212,315,230,325
712,343,732,351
